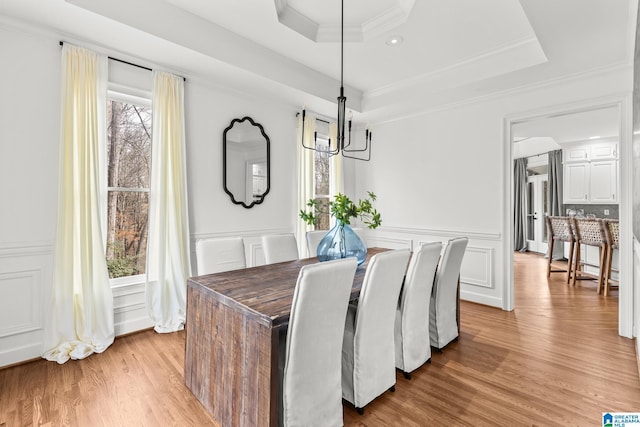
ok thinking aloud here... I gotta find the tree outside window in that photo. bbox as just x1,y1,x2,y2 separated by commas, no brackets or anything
106,99,151,278
314,135,331,230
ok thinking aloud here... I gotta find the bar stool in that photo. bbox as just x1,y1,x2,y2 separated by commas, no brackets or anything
602,219,620,296
545,216,575,284
571,218,607,293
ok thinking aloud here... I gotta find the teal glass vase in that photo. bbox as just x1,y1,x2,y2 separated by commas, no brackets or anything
316,221,367,266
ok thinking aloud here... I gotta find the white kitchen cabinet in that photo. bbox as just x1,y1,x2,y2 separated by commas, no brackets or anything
564,162,589,203
563,141,617,163
562,140,618,204
590,142,617,160
589,160,617,203
563,146,590,162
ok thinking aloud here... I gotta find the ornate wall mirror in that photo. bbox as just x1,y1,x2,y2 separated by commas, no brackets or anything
223,116,270,208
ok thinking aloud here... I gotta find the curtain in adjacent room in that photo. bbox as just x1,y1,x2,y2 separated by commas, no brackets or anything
513,157,528,252
296,113,316,258
547,149,564,259
145,71,192,333
43,44,114,363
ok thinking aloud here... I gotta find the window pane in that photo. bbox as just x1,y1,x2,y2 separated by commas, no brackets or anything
107,101,152,188
106,99,151,279
526,182,534,241
315,197,330,231
314,139,330,196
106,191,149,278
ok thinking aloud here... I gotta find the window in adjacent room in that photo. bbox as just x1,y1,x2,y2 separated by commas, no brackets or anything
313,121,332,231
105,94,152,279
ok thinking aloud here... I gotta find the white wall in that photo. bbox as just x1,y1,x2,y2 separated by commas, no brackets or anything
355,66,633,309
0,23,300,366
0,25,59,367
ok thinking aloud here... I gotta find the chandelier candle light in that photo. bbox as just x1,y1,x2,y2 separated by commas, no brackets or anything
299,0,372,161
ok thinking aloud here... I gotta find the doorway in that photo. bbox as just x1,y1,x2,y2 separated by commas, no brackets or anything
504,98,633,338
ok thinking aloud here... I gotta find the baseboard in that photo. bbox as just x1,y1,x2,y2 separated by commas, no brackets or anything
460,289,502,308
636,337,640,383
0,342,42,368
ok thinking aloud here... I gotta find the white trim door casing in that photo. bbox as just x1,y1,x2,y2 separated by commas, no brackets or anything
503,95,634,338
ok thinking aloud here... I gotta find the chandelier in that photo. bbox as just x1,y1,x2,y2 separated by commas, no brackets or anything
299,0,372,161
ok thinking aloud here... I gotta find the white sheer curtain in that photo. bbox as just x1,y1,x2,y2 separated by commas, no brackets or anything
43,44,114,364
145,71,192,333
296,113,316,258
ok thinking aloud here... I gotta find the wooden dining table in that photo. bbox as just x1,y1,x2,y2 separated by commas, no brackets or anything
184,247,388,427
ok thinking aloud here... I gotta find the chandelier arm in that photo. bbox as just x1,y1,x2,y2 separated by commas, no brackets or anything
343,129,371,153
342,148,371,161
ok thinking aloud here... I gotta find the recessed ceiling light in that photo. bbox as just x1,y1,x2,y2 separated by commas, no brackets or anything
386,35,404,46
589,135,601,139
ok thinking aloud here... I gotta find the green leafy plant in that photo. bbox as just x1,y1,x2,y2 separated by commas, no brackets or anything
300,191,382,229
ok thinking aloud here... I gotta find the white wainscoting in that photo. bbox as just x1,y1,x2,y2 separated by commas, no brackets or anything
363,225,503,308
112,281,154,336
0,242,52,367
0,242,154,367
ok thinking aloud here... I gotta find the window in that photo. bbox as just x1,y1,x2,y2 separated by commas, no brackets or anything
313,125,332,230
105,96,152,279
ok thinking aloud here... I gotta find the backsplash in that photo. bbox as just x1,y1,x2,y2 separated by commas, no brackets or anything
563,204,619,219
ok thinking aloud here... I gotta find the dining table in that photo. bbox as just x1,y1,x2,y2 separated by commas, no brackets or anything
183,246,459,426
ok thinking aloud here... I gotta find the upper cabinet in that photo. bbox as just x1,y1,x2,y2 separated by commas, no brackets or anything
563,141,618,204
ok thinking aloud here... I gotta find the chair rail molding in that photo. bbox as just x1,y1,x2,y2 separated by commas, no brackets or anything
366,226,500,308
378,225,501,241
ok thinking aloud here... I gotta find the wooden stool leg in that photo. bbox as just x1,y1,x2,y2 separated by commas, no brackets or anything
596,245,605,294
603,244,613,297
566,239,575,284
547,238,555,277
572,244,580,286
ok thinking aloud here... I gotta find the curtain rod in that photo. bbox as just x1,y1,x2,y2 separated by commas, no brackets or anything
59,41,186,82
295,111,331,125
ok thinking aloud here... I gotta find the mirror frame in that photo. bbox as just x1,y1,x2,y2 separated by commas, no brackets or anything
223,116,271,209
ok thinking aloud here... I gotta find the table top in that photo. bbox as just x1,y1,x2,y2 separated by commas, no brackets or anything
187,247,387,328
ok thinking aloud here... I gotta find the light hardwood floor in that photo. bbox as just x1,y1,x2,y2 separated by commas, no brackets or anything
1,252,638,426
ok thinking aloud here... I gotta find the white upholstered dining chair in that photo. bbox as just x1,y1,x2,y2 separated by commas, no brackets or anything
394,241,442,379
305,230,326,258
195,236,246,275
262,234,299,264
341,249,411,414
429,237,468,351
280,258,358,427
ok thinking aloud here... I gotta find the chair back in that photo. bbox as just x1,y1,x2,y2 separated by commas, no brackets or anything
395,242,442,373
195,237,246,275
282,258,358,427
430,237,468,349
348,249,410,407
306,230,326,258
262,234,299,264
546,216,574,242
573,218,605,247
603,219,619,249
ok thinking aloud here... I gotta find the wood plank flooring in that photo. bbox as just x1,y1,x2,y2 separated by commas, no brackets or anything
1,252,638,426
